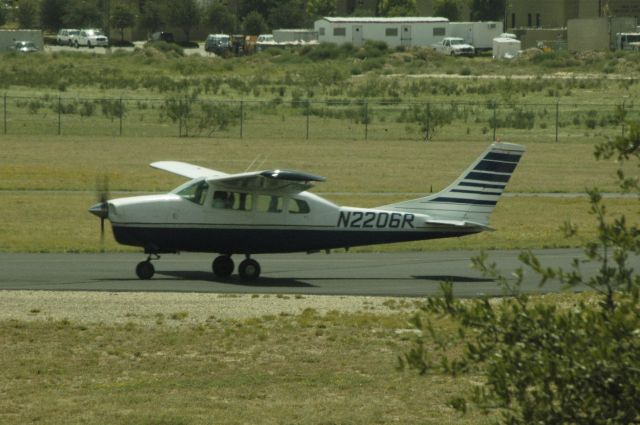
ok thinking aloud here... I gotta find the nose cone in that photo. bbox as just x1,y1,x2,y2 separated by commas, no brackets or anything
89,202,109,219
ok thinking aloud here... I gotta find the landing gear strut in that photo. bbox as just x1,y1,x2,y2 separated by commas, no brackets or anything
135,253,160,280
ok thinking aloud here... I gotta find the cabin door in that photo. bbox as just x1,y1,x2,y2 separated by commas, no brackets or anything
352,25,363,47
401,25,412,47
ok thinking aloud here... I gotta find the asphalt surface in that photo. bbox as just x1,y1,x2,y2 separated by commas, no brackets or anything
0,249,629,297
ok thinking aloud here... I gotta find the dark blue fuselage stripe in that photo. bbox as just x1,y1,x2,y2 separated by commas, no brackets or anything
451,188,502,196
474,160,517,174
111,226,478,254
459,182,506,189
432,197,498,206
484,152,522,163
465,171,511,183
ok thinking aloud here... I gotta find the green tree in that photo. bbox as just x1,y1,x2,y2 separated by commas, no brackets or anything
40,0,66,31
268,0,307,29
306,0,336,20
434,0,460,21
401,123,640,424
242,10,267,36
377,0,418,17
168,0,201,42
139,1,165,35
17,0,39,28
64,0,102,27
206,1,236,34
239,0,275,21
469,0,505,21
111,5,135,41
0,4,6,27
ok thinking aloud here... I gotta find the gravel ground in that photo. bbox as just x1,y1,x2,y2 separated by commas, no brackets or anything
0,291,412,326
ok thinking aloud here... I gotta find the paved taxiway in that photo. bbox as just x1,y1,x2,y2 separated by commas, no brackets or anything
1,249,631,297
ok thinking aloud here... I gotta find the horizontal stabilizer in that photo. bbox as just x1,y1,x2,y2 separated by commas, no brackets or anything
425,219,495,231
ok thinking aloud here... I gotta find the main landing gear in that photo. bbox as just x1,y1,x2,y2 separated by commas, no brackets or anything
134,253,261,281
212,254,261,281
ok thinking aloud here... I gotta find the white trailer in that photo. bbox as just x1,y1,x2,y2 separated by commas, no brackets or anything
314,17,449,48
0,29,44,52
492,36,521,59
448,21,503,52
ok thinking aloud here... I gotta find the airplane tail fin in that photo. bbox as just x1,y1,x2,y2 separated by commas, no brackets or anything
378,142,524,226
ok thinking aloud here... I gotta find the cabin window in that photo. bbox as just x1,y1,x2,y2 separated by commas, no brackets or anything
433,27,445,36
319,27,325,36
177,181,209,205
385,28,398,37
333,27,346,36
212,191,252,211
527,13,532,27
288,198,310,214
256,195,284,213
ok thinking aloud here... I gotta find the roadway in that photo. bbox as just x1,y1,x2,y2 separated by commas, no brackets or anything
0,249,626,297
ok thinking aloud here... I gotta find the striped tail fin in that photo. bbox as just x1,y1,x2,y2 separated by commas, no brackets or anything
378,142,524,226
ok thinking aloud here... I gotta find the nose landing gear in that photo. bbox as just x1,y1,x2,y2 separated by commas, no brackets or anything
135,253,160,280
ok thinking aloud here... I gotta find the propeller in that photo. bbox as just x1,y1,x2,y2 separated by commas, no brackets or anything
89,175,110,246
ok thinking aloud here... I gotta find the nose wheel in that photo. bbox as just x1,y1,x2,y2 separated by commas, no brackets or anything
135,254,159,280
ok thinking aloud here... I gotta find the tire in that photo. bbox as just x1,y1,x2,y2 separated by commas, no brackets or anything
212,255,234,278
136,261,154,280
239,259,260,281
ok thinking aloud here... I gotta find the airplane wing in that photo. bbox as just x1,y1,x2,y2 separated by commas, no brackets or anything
208,169,326,192
150,161,229,179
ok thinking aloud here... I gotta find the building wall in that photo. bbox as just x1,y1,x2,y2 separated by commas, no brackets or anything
506,0,640,30
567,17,609,51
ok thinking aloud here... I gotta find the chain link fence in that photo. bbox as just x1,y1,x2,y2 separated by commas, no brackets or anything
2,94,637,143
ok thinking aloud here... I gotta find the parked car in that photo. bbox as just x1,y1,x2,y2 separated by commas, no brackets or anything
56,28,79,46
432,37,475,56
73,29,109,48
204,33,230,56
150,31,175,43
10,41,38,53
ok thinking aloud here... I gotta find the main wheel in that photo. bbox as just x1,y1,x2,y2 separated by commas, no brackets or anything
239,259,260,281
136,261,154,280
212,255,234,278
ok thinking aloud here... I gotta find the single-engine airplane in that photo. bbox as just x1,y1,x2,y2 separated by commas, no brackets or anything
89,142,524,281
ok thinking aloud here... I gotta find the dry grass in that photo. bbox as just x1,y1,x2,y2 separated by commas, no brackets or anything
0,309,496,425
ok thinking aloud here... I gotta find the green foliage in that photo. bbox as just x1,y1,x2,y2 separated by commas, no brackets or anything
378,0,419,17
469,0,506,21
401,123,640,424
169,0,201,41
0,4,5,27
17,0,39,28
433,0,460,21
243,10,268,36
40,0,65,31
306,0,336,20
111,5,135,42
63,0,101,27
206,1,237,34
139,1,165,34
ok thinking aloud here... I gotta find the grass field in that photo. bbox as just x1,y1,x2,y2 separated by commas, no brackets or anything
0,291,589,425
0,136,636,252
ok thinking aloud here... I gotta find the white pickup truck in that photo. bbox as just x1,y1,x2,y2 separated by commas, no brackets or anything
432,37,475,56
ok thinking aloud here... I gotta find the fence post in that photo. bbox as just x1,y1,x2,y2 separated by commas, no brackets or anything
58,96,61,135
492,100,497,142
3,94,6,135
621,100,626,138
364,101,368,140
426,102,430,142
178,99,182,137
240,100,244,139
555,100,559,143
119,97,123,136
306,100,310,140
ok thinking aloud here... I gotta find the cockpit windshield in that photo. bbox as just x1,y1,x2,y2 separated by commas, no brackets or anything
174,180,209,205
